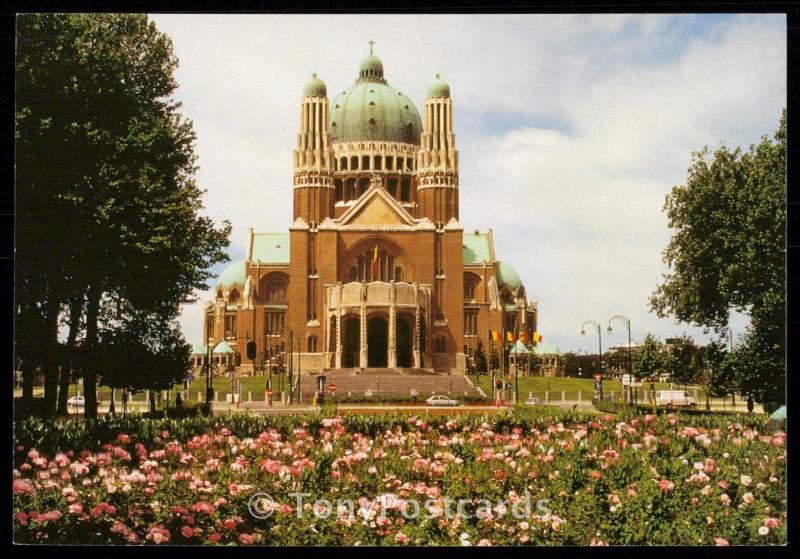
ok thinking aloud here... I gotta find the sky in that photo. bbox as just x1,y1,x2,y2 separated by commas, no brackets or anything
148,13,786,354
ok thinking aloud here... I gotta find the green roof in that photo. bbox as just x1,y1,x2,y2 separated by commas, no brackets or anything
213,340,236,354
497,261,522,290
218,260,246,288
303,73,327,97
533,342,561,356
427,73,451,99
463,232,491,264
329,57,422,145
190,342,208,355
359,54,384,80
770,405,786,420
251,233,290,263
510,340,532,354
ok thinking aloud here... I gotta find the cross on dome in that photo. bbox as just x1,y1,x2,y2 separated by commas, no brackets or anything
368,39,375,55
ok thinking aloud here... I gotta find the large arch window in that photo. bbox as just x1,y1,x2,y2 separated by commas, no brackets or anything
347,247,404,283
464,274,479,302
259,274,288,305
228,288,240,305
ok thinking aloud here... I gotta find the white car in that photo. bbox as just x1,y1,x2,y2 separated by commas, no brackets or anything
426,395,460,407
67,395,85,407
655,390,696,407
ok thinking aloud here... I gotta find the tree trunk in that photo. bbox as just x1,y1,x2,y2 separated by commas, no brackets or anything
83,285,101,420
42,297,61,417
58,294,84,416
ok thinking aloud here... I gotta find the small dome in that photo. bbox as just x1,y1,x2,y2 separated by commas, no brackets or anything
426,73,450,98
359,54,384,80
303,73,327,97
497,261,522,290
217,260,246,289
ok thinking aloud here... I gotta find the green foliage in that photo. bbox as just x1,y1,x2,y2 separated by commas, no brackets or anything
15,14,231,417
13,411,784,545
633,334,664,379
665,334,699,385
474,340,488,374
650,111,785,402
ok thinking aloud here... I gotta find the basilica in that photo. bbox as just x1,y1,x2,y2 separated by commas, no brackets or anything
198,48,537,377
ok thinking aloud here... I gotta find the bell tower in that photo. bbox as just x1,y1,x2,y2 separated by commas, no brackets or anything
417,74,459,224
293,73,334,225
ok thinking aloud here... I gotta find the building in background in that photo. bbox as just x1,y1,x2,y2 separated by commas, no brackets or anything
199,47,537,376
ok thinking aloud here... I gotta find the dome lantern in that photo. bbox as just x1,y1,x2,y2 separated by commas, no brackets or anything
302,72,327,98
426,73,451,99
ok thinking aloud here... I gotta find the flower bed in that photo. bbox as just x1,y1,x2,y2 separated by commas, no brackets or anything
13,411,786,546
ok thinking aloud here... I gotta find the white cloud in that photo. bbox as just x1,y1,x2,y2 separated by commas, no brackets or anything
150,14,785,351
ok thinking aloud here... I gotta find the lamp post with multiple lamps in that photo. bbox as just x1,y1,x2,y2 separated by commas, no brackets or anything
580,320,603,400
607,315,633,403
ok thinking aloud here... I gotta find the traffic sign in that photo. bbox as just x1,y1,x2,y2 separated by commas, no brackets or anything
593,373,602,381
266,389,273,396
329,383,337,393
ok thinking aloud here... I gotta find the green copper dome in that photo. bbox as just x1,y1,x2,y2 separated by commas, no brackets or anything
329,57,422,145
359,54,384,80
303,73,327,97
497,261,522,290
427,73,451,98
217,260,246,289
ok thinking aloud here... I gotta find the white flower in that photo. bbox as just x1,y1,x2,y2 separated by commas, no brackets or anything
758,526,769,536
740,474,752,487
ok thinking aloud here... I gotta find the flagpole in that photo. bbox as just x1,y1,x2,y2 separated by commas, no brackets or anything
515,329,519,405
488,329,494,403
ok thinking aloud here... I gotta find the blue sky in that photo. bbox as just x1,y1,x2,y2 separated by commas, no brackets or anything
149,13,786,353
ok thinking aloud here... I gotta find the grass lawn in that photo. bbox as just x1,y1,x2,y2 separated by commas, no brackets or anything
20,373,710,405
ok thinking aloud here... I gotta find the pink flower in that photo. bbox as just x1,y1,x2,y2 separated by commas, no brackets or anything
394,532,409,544
714,537,730,546
145,524,171,544
181,526,195,539
764,517,781,530
658,479,674,492
13,478,35,496
238,533,254,545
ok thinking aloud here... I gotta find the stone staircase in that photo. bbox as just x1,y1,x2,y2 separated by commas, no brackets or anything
298,368,483,401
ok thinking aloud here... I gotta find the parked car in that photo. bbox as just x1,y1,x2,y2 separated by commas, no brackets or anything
655,390,696,407
426,395,460,407
525,397,541,406
67,395,85,408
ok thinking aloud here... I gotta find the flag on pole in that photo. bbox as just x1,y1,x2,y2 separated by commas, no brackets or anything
371,244,379,277
490,330,500,342
506,331,515,343
533,332,543,343
519,331,529,344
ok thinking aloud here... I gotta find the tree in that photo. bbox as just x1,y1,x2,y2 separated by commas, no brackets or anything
15,14,231,418
98,310,190,395
665,334,699,386
650,112,785,404
633,334,663,380
474,341,488,375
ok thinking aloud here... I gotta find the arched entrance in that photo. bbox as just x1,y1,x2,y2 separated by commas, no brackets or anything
396,315,413,368
367,316,388,367
342,316,360,368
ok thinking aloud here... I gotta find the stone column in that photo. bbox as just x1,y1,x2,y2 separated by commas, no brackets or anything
413,303,421,369
388,282,397,368
359,283,367,368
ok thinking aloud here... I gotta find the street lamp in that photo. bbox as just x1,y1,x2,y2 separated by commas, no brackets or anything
580,320,603,376
607,315,632,402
